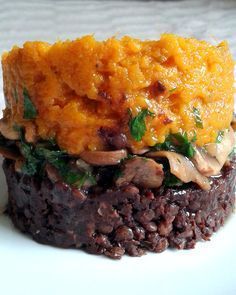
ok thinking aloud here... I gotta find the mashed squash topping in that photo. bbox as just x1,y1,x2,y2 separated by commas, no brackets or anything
1,34,234,155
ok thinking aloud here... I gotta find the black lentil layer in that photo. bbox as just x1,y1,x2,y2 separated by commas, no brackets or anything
3,157,236,259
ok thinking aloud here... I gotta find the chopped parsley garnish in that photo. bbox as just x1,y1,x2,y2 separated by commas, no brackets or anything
164,172,183,187
191,130,197,143
216,130,224,143
35,147,66,165
15,127,96,188
193,107,203,129
129,108,155,141
152,132,196,158
20,141,40,175
23,88,37,120
113,168,124,180
63,170,96,188
126,154,136,160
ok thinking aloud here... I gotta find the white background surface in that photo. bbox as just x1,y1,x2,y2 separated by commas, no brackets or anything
0,1,236,295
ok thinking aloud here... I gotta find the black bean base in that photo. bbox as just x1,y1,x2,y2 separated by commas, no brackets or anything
3,158,236,259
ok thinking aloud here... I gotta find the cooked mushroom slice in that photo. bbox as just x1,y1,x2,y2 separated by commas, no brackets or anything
116,157,164,188
192,147,221,177
76,159,92,172
15,159,24,173
45,163,62,183
147,151,210,190
0,146,20,160
25,123,37,143
205,127,235,167
0,118,19,140
80,149,127,166
129,146,150,155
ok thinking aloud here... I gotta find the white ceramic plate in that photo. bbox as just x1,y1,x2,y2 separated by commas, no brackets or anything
0,1,236,294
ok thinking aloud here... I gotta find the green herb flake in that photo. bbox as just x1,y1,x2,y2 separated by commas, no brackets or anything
164,172,183,187
129,108,155,141
14,126,40,175
216,130,224,143
152,132,196,158
126,154,136,160
20,142,40,176
64,171,96,188
21,157,39,176
191,130,197,143
16,130,97,188
193,107,203,129
35,147,65,163
13,124,22,133
87,172,97,185
63,171,83,185
23,88,38,120
113,168,124,180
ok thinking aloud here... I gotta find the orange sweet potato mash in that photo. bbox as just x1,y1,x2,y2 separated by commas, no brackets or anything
1,34,234,154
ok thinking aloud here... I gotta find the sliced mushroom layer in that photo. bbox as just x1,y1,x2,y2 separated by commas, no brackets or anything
116,157,164,188
192,147,221,177
0,118,19,140
146,151,210,190
25,123,37,143
204,127,235,167
80,149,127,166
76,159,92,172
14,158,24,173
45,163,62,183
0,146,21,161
129,146,150,155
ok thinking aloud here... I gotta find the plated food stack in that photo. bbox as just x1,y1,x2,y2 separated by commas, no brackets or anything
0,34,235,259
